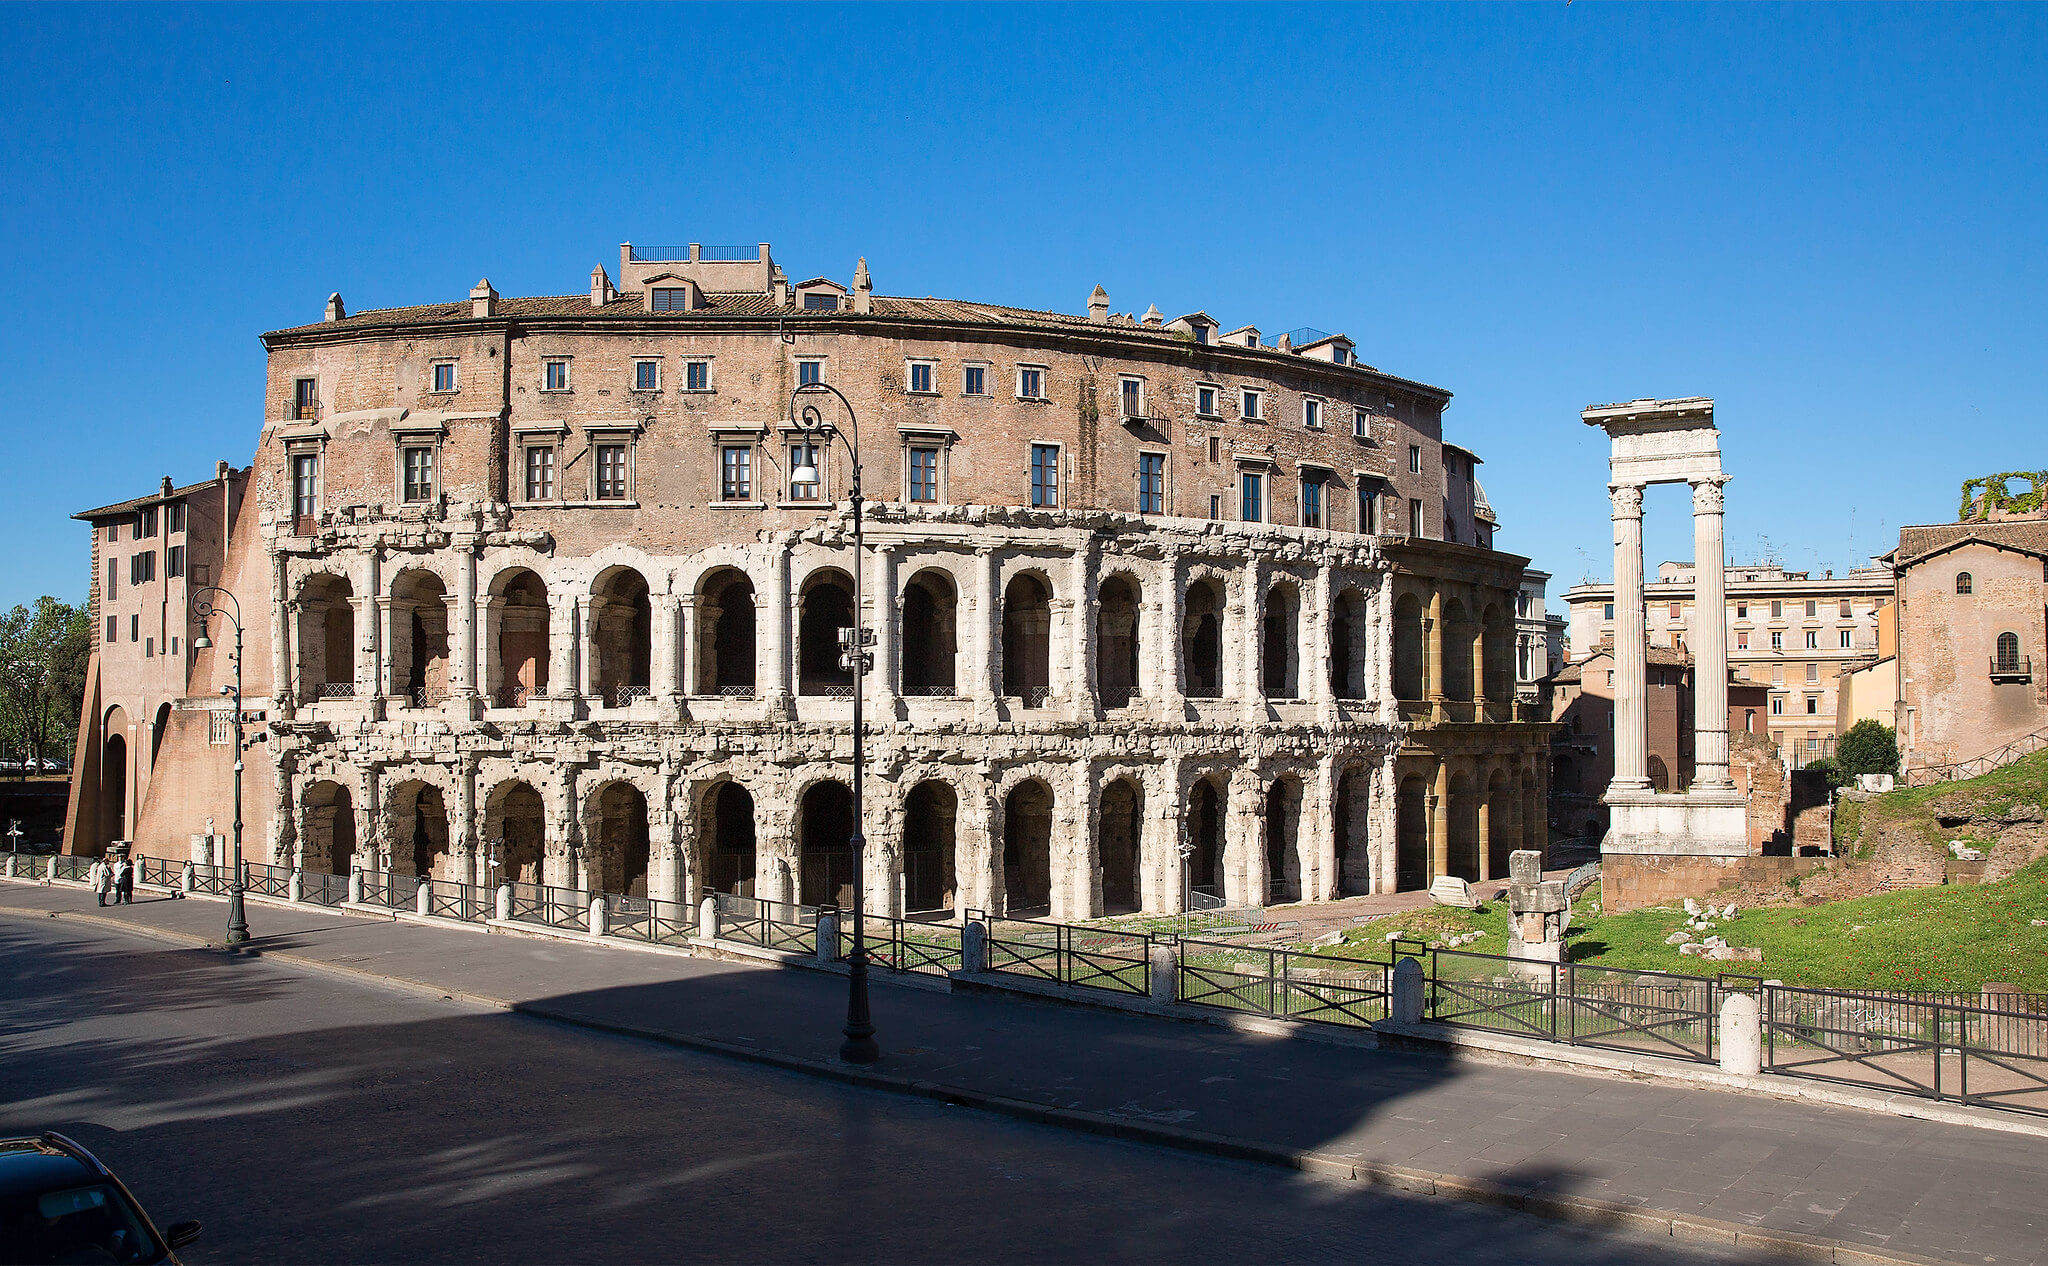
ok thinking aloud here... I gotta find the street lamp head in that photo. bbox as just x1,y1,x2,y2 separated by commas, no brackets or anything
218,684,232,698
192,633,212,651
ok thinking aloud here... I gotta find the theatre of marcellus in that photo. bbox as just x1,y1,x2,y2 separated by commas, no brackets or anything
65,241,1552,921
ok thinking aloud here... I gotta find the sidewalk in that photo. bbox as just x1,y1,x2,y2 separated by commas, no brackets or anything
4,881,2040,1266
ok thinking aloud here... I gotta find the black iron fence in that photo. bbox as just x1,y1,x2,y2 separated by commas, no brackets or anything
299,870,349,907
973,910,1151,997
1176,938,1391,1027
1764,983,2048,1115
711,891,818,954
244,861,292,900
1418,945,1726,1063
606,894,697,946
506,882,590,932
427,880,494,924
846,912,963,977
359,872,422,910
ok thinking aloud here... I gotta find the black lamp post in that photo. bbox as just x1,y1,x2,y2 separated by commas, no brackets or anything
787,380,879,1065
190,586,250,946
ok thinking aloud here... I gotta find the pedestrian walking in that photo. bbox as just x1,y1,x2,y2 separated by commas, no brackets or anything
89,858,111,906
112,855,134,905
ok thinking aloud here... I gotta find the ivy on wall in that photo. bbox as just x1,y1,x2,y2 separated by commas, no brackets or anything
1959,471,2048,521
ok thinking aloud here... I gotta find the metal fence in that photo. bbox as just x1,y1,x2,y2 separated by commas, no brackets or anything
1176,939,1391,1027
427,880,494,924
138,856,176,888
848,913,963,976
360,872,422,910
711,891,818,954
1419,945,1725,1063
243,861,292,899
605,894,697,946
974,910,1151,997
1764,983,2048,1115
506,882,590,932
299,870,349,907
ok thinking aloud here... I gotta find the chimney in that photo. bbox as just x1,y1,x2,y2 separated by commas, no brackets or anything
853,256,873,315
590,264,614,307
216,460,231,481
1276,332,1293,352
772,268,790,307
470,278,498,318
1088,284,1109,322
161,475,174,497
1141,304,1162,327
324,292,345,322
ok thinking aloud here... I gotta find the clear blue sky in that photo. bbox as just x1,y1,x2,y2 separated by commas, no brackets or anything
2,2,2042,611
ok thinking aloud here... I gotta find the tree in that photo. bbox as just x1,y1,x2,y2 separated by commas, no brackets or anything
0,597,93,768
1836,720,1901,780
1803,757,1851,792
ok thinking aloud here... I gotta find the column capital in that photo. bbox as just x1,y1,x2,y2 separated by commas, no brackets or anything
1609,482,1645,519
1690,475,1729,513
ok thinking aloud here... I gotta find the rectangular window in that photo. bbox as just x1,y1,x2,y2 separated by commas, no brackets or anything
431,361,457,393
1358,485,1377,533
1667,603,1680,619
1806,695,1818,715
1301,477,1324,528
1805,600,1818,618
145,637,153,659
1772,665,1785,684
1241,388,1262,420
1603,602,1614,620
1806,662,1820,683
686,360,711,391
963,364,986,396
634,360,660,391
651,288,688,311
1736,602,1748,618
137,508,157,538
1138,453,1165,514
130,614,139,643
1839,600,1852,618
1207,436,1221,464
1030,443,1060,507
543,359,570,391
105,616,116,643
1737,631,1749,650
720,446,753,501
1304,398,1324,431
1353,407,1370,439
907,447,938,503
524,446,556,501
105,523,118,543
1017,366,1045,400
1408,444,1422,474
1771,696,1784,715
1410,498,1424,536
129,552,154,585
292,453,319,521
798,359,823,386
1120,377,1144,418
167,545,185,578
1840,629,1852,649
595,444,629,500
1240,471,1264,523
803,292,839,311
1805,631,1818,649
1197,385,1218,416
293,377,318,419
1770,631,1783,649
1208,494,1221,521
907,361,935,394
105,559,117,599
166,503,185,533
789,442,822,501
402,446,435,502
1771,600,1783,618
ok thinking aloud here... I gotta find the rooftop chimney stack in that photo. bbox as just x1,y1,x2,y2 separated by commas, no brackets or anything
161,475,174,497
1141,304,1162,327
470,278,498,318
1276,332,1293,352
590,265,615,308
1088,284,1109,322
324,292,345,322
853,257,873,315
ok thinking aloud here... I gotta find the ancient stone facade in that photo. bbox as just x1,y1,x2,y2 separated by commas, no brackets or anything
70,241,1551,918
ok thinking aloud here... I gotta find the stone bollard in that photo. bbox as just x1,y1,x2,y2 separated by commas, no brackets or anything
699,896,719,940
3,854,13,878
1719,991,1762,1076
1392,957,1426,1025
288,870,303,903
816,910,839,963
961,919,988,974
589,896,608,937
1148,943,1177,1004
416,880,433,917
495,884,512,922
181,862,195,895
348,869,365,905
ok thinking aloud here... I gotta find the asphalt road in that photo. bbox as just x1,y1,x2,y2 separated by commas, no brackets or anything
0,917,1773,1264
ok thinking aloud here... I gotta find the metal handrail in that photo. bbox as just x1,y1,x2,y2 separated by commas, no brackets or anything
1907,725,2048,787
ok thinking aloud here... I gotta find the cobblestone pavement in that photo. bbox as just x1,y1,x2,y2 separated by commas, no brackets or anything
5,881,2041,1264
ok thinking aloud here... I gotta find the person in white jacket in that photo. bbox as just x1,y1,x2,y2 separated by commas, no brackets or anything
88,858,112,906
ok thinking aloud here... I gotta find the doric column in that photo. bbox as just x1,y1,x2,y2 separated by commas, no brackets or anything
269,547,293,714
1476,774,1493,883
1373,749,1400,893
1425,588,1445,723
547,593,577,701
871,543,900,716
1240,557,1266,721
1311,754,1339,900
1155,552,1185,713
456,753,480,885
1069,545,1098,717
574,594,596,699
453,542,478,701
652,593,681,701
357,767,382,874
1429,759,1449,884
1610,482,1649,790
973,547,1001,720
1691,476,1733,787
1310,565,1336,718
1524,759,1543,853
270,753,298,866
763,542,793,708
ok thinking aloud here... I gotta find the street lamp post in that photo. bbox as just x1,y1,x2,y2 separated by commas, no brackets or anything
190,586,251,946
788,381,880,1065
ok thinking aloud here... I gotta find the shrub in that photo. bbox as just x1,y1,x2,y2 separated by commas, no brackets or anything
1804,757,1851,791
1836,720,1900,779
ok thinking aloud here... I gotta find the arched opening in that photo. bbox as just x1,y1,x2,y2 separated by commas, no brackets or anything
902,780,958,913
1095,575,1141,709
697,568,757,696
1396,775,1429,891
1996,631,2022,674
588,782,651,898
1393,593,1425,701
1183,579,1225,697
1002,573,1053,708
1447,772,1479,881
798,570,856,696
798,780,856,906
391,570,450,707
485,781,546,886
1002,778,1054,913
1487,771,1515,879
1332,588,1368,699
900,569,958,696
388,782,450,880
1482,604,1514,704
591,568,652,708
1441,599,1474,702
1261,581,1301,699
1956,572,1973,595
1265,778,1302,903
1186,776,1224,900
101,708,128,845
491,569,549,708
1098,777,1142,914
298,573,356,700
149,702,171,770
1647,755,1671,792
1334,766,1370,896
1743,710,1756,735
301,780,356,877
703,781,756,896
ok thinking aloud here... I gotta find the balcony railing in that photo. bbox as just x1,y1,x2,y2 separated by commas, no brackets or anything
903,684,956,698
408,686,448,709
1992,655,2032,682
494,685,532,709
316,682,355,700
289,398,321,422
607,684,652,708
715,684,756,699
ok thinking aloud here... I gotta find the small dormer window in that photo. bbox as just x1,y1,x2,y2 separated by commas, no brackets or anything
803,292,839,312
652,288,689,312
1194,326,1209,344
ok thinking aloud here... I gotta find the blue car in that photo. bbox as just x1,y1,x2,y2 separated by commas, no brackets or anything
0,1133,201,1264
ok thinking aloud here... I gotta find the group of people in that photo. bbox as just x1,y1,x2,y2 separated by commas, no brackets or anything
86,855,134,906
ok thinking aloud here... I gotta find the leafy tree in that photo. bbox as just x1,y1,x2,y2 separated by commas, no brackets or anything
1803,757,1851,792
0,597,92,768
1836,720,1901,779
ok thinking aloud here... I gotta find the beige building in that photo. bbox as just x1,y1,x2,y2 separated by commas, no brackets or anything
1564,561,1892,767
63,240,1550,916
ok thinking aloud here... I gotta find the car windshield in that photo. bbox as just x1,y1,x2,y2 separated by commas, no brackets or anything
0,1182,164,1264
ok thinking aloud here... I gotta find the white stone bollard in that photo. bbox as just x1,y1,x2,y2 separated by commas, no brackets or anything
1719,991,1762,1076
1148,943,1178,1004
1392,957,1426,1025
816,911,838,963
3,855,13,878
348,869,365,905
589,896,608,937
699,896,719,940
495,884,512,922
416,880,433,917
289,870,303,902
181,862,195,895
961,919,988,974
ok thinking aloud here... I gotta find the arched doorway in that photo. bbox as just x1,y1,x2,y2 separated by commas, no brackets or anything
1487,770,1515,878
1441,599,1474,703
703,781,757,896
1099,778,1142,913
1002,574,1053,708
1334,766,1370,896
591,568,652,709
1183,580,1224,697
302,781,356,876
902,780,957,913
1447,771,1479,881
901,570,958,696
698,568,757,696
1648,755,1671,792
388,781,450,879
589,782,650,898
798,570,856,697
1396,775,1428,891
491,569,550,708
101,706,128,846
1186,776,1224,901
1265,778,1302,903
391,570,450,707
1096,575,1141,709
1331,588,1368,699
1393,594,1425,701
799,781,856,906
485,781,546,886
1002,779,1054,914
1482,604,1514,706
298,573,356,700
1261,581,1300,699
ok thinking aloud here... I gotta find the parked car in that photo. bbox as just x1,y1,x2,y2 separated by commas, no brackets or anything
0,1132,201,1264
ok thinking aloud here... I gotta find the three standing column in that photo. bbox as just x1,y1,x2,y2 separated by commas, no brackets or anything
1609,483,1650,790
1691,477,1733,787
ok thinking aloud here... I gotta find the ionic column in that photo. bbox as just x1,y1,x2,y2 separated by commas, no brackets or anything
1425,588,1445,723
1470,602,1488,719
1610,483,1649,790
1429,759,1449,883
1375,575,1399,726
574,594,596,699
973,548,1001,719
1069,546,1097,717
269,548,293,715
359,547,381,702
547,594,578,701
375,597,398,699
675,594,698,698
453,543,478,701
871,543,900,715
1240,557,1266,721
652,593,682,701
1155,552,1185,713
1310,566,1336,723
763,543,793,708
1691,476,1733,788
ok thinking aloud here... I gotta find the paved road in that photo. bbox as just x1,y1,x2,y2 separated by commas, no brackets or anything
0,915,1767,1264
